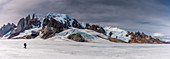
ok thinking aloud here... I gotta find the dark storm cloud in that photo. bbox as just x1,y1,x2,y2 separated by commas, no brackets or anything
1,0,170,35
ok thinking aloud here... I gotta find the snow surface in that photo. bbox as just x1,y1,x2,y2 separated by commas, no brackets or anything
0,39,170,59
104,26,131,42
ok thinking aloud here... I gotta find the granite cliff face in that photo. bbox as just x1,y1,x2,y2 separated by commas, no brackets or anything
15,14,41,33
8,14,41,39
0,13,166,44
41,17,64,39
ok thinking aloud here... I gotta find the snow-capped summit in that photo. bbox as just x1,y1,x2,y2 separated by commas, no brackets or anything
47,13,74,25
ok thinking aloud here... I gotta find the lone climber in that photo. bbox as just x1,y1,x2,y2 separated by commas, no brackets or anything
24,43,27,49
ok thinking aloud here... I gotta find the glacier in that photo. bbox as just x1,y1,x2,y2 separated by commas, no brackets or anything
55,27,110,43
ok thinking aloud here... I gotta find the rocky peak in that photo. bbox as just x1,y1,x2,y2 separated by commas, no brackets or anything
0,23,16,37
127,32,166,44
15,14,41,32
40,13,85,39
41,17,64,39
8,14,41,39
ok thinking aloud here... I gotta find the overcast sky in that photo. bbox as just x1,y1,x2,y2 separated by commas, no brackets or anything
0,0,170,36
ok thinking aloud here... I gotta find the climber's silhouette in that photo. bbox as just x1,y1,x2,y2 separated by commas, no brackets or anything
24,43,27,49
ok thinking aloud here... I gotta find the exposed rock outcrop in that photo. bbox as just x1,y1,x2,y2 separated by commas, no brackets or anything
67,33,87,42
108,38,127,43
41,18,64,39
85,23,106,35
31,31,40,38
14,31,40,39
72,19,83,29
42,18,50,30
109,32,112,37
126,32,166,44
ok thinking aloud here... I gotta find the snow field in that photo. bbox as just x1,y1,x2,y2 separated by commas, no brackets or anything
0,39,170,59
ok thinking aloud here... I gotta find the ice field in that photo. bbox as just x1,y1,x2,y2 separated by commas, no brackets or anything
0,39,169,59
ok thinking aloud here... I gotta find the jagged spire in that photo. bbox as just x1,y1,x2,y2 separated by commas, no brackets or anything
32,13,35,20
32,12,39,20
26,14,31,19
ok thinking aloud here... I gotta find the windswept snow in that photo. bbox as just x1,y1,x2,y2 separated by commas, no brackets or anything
104,26,131,42
0,39,170,59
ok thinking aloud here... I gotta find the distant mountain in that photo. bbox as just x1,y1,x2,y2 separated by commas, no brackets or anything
0,23,16,37
153,35,170,43
0,13,166,44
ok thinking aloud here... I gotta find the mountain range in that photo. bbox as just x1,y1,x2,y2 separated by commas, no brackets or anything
0,13,166,44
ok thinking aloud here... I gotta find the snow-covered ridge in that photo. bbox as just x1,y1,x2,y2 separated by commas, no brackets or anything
47,13,74,26
104,26,131,42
